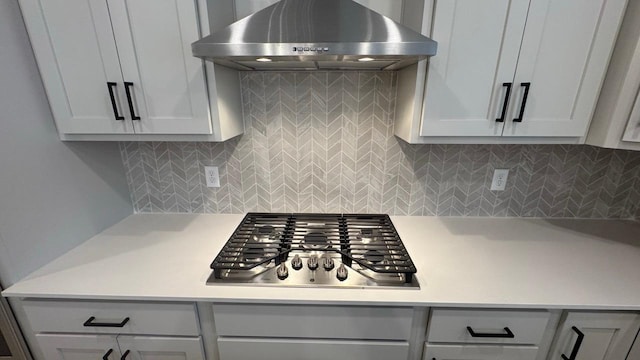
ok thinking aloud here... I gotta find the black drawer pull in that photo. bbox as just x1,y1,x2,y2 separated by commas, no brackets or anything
83,316,130,328
513,82,531,123
107,82,124,121
102,349,113,360
496,82,512,123
466,326,515,338
121,350,130,360
124,82,141,120
561,326,585,360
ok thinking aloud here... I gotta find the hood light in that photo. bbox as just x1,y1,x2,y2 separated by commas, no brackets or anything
256,57,272,62
358,57,375,62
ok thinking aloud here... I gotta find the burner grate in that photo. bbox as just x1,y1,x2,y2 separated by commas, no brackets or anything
339,214,417,282
210,213,417,282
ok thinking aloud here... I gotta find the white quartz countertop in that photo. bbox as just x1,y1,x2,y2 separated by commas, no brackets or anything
3,214,640,309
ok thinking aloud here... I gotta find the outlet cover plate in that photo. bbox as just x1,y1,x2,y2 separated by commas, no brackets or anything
491,169,509,191
205,166,220,188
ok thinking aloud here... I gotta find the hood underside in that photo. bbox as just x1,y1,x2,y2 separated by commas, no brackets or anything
192,0,437,71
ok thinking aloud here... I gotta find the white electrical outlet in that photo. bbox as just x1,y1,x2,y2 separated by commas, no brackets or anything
491,169,509,191
204,166,220,188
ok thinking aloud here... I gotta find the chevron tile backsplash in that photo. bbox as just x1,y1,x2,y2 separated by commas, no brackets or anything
120,72,640,218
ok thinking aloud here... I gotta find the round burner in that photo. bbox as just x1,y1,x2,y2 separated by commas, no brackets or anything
360,228,374,237
256,225,274,235
252,226,279,242
363,250,385,263
242,247,266,263
302,231,330,250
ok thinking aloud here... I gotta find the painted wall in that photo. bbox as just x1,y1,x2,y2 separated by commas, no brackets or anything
121,72,640,218
0,0,133,287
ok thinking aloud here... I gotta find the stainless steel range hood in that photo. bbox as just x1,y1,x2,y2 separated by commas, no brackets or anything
192,0,437,71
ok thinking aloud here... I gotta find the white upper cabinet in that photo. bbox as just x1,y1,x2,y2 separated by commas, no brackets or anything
588,0,640,150
19,0,131,134
19,0,244,141
622,94,640,143
421,0,529,137
108,0,212,135
398,0,627,143
504,0,628,138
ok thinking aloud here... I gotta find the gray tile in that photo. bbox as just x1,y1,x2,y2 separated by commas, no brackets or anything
120,72,640,218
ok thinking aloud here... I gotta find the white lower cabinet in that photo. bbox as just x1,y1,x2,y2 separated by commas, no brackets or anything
423,344,539,360
547,312,640,360
116,335,204,360
424,309,551,360
37,334,121,360
36,334,204,360
22,300,205,360
212,304,415,360
217,338,409,360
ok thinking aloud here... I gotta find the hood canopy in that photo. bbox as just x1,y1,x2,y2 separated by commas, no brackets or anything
192,0,437,71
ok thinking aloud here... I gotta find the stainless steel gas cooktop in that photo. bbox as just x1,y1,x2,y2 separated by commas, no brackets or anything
207,213,419,289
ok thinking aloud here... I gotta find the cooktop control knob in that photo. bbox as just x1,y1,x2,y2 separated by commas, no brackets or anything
307,255,318,270
322,255,334,270
336,264,348,281
276,263,289,280
291,254,303,270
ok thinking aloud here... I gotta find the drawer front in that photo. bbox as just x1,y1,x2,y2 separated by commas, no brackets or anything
218,338,409,360
22,300,199,336
428,309,550,344
423,344,539,360
213,304,413,340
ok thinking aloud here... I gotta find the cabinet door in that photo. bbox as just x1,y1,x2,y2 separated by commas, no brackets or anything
504,0,627,137
420,0,530,137
19,0,132,134
116,336,204,360
108,0,212,135
622,90,640,143
423,344,539,360
629,331,640,360
36,334,120,360
217,338,409,360
547,312,640,360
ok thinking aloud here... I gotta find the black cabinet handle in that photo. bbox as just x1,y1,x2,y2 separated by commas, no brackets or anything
102,349,113,360
561,326,585,360
513,82,531,123
124,82,141,120
466,326,515,338
83,316,130,328
120,350,130,360
107,82,125,121
496,82,512,123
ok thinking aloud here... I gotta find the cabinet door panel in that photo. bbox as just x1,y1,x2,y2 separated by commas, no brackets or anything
116,336,204,360
109,0,212,134
423,344,539,360
420,0,529,137
505,0,627,137
629,332,640,360
622,91,640,143
36,334,120,360
217,338,409,360
547,312,640,360
20,0,131,134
